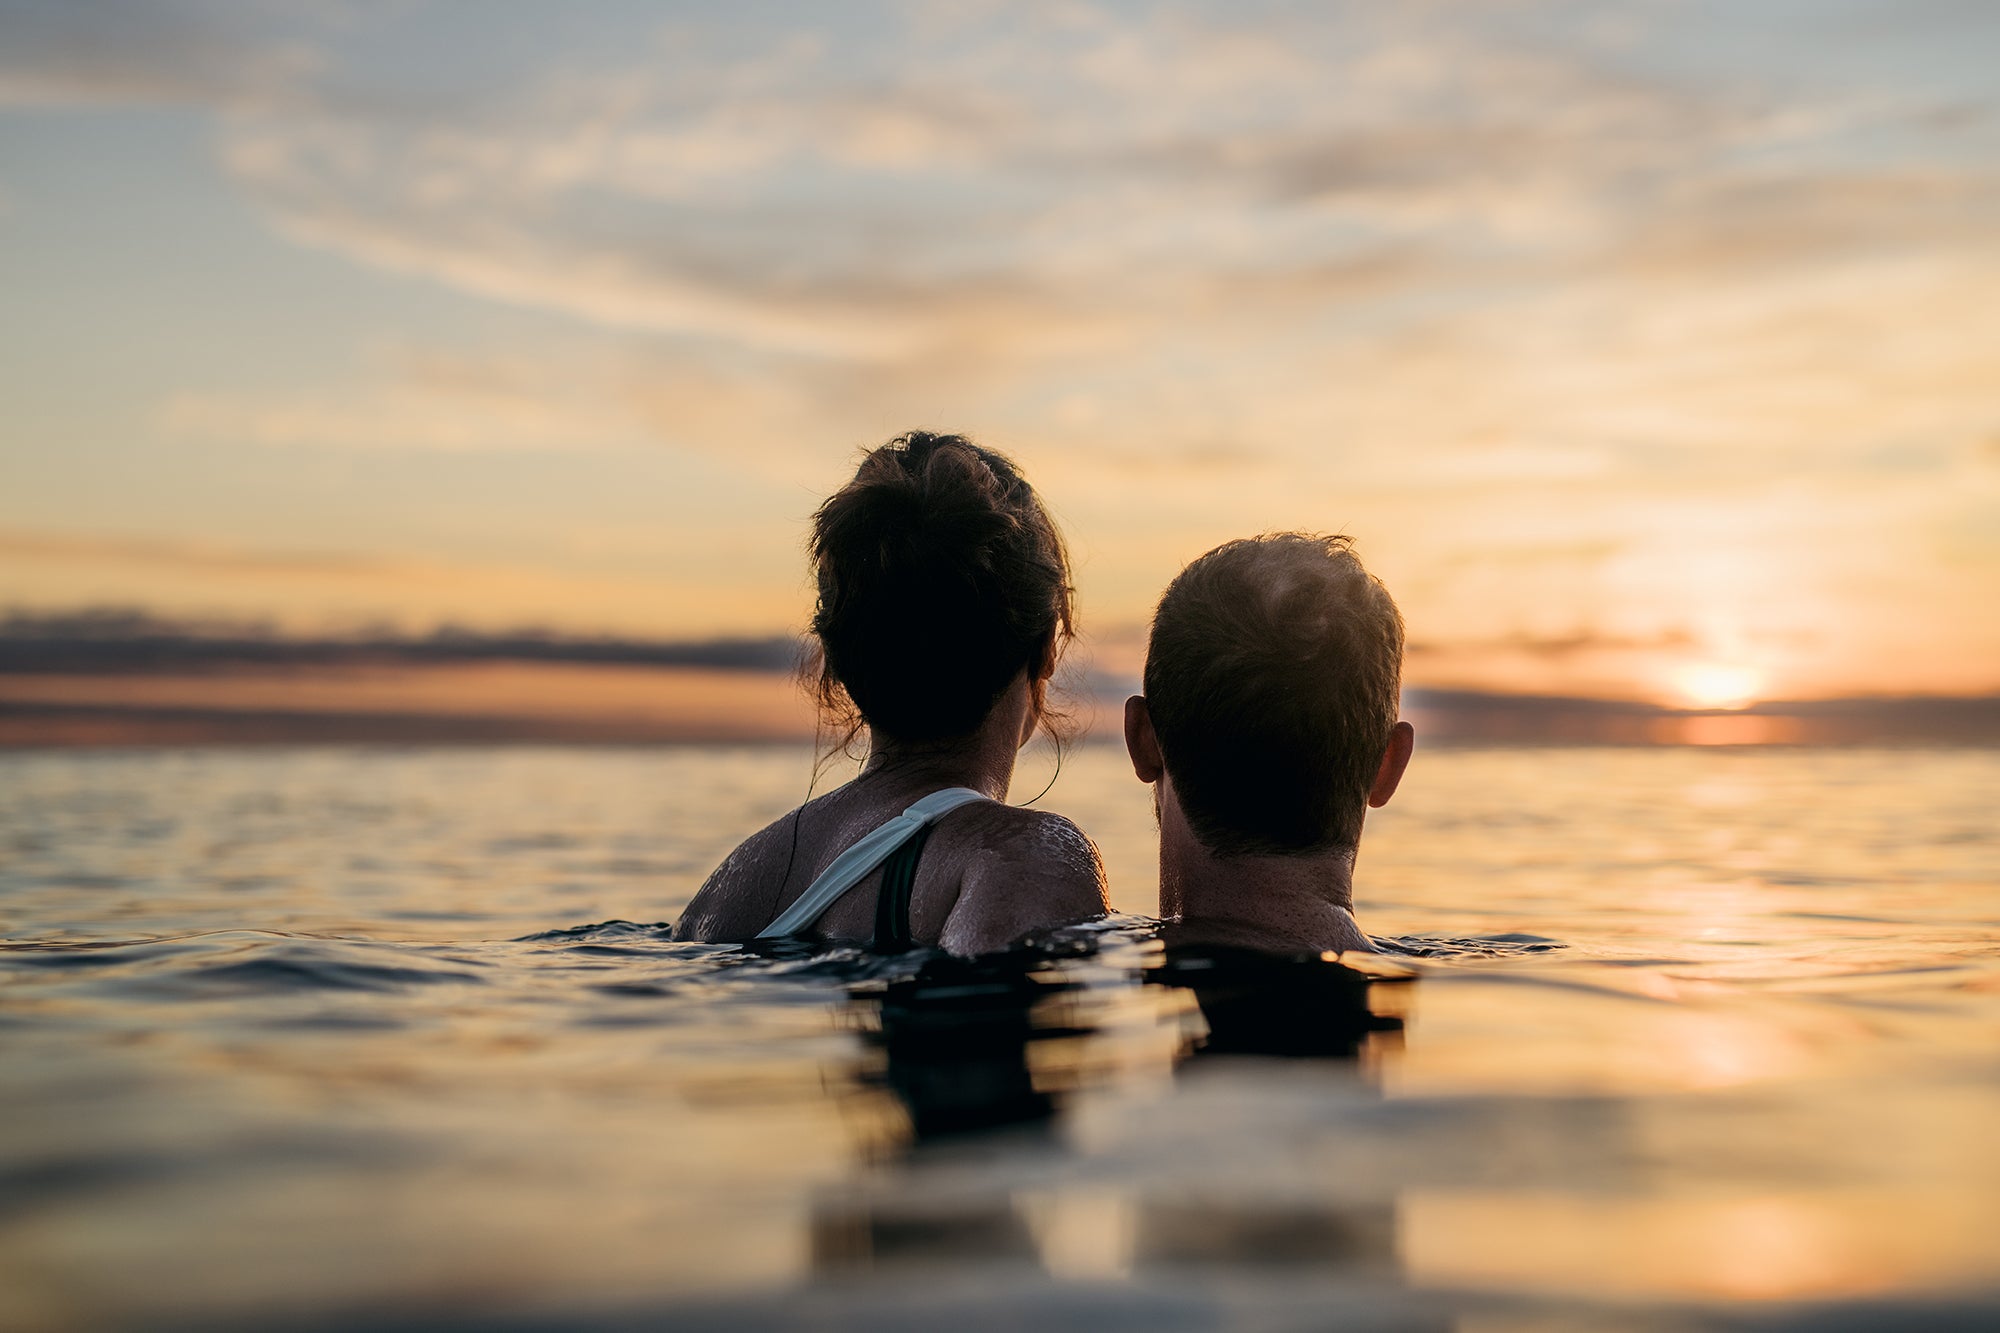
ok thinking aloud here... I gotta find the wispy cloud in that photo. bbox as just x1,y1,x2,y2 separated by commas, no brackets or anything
0,0,323,108
0,608,799,673
0,526,804,638
1408,628,1699,661
157,348,651,453
182,6,1766,370
0,527,414,580
3,0,1997,694
20,1,1996,459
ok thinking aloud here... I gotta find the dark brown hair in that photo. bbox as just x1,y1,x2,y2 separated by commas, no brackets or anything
1143,533,1403,855
809,431,1074,747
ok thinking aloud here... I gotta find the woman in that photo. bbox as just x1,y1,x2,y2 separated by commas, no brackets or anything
674,431,1110,955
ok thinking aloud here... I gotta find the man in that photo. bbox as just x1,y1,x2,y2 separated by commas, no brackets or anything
1124,533,1415,955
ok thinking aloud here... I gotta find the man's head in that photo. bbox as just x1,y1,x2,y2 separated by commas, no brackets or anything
1126,533,1414,857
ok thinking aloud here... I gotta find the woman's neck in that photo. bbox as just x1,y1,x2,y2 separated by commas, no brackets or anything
859,671,1037,802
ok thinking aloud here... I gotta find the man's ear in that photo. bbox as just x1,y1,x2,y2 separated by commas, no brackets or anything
1124,695,1164,783
1367,720,1415,808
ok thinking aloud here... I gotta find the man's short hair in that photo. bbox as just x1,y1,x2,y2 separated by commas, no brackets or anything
1143,533,1404,856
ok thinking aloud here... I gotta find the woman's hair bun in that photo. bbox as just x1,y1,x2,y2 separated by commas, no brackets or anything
808,431,1073,745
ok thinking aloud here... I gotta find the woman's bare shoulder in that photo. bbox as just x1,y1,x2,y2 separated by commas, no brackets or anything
956,803,1103,874
938,805,1109,955
672,807,807,942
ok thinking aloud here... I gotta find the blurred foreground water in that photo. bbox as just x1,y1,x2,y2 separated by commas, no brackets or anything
2,744,1997,1331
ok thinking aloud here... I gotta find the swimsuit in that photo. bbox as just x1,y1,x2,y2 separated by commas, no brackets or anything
754,787,989,949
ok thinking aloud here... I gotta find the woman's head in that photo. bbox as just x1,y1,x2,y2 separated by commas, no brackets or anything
809,431,1074,746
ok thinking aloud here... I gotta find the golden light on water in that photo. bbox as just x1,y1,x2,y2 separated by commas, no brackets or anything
1403,1189,1997,1303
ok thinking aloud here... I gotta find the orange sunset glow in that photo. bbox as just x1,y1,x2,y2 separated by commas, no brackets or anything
2,2,1997,735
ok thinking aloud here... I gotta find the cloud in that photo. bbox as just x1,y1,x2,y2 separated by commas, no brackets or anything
1407,627,1696,660
0,522,813,639
190,4,1741,367
0,527,413,580
0,608,801,674
242,187,934,359
0,0,322,108
22,3,1995,433
157,348,650,453
181,2,2000,515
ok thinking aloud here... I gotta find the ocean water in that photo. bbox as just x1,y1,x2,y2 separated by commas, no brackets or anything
2,744,1997,1331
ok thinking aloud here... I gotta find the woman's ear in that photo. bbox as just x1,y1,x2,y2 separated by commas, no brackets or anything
1125,695,1164,783
1035,631,1060,682
1020,638,1061,749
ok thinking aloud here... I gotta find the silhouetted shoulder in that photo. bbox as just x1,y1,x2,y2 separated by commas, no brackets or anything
672,805,812,943
675,794,1107,952
940,805,1108,956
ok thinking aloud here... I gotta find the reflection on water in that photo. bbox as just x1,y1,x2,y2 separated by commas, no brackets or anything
1,745,1998,1329
845,944,1408,1155
815,953,1074,1277
1129,949,1416,1299
859,953,1077,1144
814,942,1432,1320
1149,942,1408,1060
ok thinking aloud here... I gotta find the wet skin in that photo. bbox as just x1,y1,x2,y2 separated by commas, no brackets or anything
675,666,1109,956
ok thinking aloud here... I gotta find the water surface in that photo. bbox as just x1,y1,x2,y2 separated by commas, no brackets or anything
2,745,1997,1330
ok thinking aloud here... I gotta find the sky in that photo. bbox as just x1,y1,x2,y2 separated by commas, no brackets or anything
2,0,1997,708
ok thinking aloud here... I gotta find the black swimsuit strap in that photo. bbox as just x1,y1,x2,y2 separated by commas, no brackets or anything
873,819,935,952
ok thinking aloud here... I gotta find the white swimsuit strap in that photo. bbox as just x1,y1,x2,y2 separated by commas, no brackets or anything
754,787,990,939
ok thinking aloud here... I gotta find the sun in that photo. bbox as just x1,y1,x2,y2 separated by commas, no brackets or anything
1674,663,1764,711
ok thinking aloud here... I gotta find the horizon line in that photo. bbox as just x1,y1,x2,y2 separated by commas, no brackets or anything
4,611,1996,712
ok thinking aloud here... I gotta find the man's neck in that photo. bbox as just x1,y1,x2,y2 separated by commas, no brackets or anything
1158,782,1374,955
